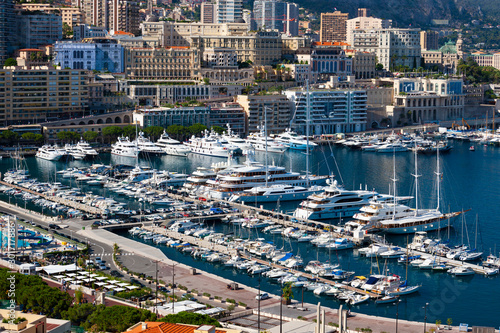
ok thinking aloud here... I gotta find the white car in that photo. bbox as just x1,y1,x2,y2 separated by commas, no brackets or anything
256,293,270,300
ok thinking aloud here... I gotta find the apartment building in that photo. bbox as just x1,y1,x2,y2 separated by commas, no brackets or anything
142,21,248,47
200,48,254,84
345,50,376,79
345,15,392,46
0,67,88,125
235,95,292,134
320,11,348,43
191,31,282,66
73,24,109,40
420,30,439,51
16,3,84,28
253,0,299,36
125,47,201,80
0,0,16,63
18,12,63,49
216,0,243,23
352,28,421,70
284,88,367,134
201,3,215,23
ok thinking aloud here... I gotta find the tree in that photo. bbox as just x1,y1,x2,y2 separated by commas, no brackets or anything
188,123,208,136
375,63,384,71
57,131,79,143
1,130,19,143
166,124,188,141
74,288,84,304
83,131,99,142
143,126,165,140
62,303,95,327
102,126,124,143
122,125,137,139
21,132,37,141
211,126,225,135
203,78,210,85
63,22,73,39
34,134,45,144
84,305,156,332
4,58,17,67
282,282,294,305
159,312,220,327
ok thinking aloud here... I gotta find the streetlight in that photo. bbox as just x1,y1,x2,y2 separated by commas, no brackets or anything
396,299,401,333
423,302,429,333
171,263,178,313
257,272,261,333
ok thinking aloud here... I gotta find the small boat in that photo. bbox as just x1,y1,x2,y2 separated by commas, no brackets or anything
469,146,475,151
348,294,370,305
483,267,500,276
448,266,475,276
375,295,399,304
387,284,421,296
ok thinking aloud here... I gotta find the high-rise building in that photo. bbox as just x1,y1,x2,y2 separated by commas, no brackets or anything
216,0,243,23
357,8,368,17
320,11,348,43
201,3,215,23
353,28,421,70
18,12,63,49
73,0,139,35
0,0,16,63
346,15,392,46
16,4,84,28
253,0,299,36
420,30,439,51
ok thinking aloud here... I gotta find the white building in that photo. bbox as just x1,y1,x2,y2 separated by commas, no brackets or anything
73,24,109,41
216,0,243,23
346,16,392,46
352,28,421,71
285,88,367,135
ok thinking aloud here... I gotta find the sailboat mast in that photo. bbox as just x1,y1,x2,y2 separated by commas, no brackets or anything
391,148,398,219
435,146,441,211
264,107,269,188
306,81,310,188
412,139,420,216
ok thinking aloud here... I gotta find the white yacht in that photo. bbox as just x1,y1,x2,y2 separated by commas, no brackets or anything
64,144,86,160
205,161,328,200
376,142,408,153
155,131,190,157
135,132,164,155
230,184,325,203
36,145,65,161
245,128,288,153
76,140,99,158
111,136,139,158
184,130,238,158
275,128,317,150
223,124,252,151
293,179,391,221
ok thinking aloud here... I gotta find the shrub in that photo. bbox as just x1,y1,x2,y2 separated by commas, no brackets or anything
203,292,211,297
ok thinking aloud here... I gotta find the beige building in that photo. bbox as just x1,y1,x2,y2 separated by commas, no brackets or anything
0,67,88,125
235,95,292,134
125,47,201,80
346,15,392,46
201,3,215,24
191,31,282,66
420,30,439,51
281,35,311,57
346,50,376,79
142,21,249,47
0,309,46,333
16,3,84,28
320,11,349,43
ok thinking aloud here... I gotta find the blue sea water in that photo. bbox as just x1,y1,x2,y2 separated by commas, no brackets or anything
1,140,499,326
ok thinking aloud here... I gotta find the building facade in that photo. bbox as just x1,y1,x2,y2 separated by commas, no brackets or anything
0,0,16,63
216,0,243,23
16,4,84,28
285,88,367,135
18,12,63,49
346,16,392,46
419,30,439,51
421,41,462,73
346,50,376,79
133,103,246,134
253,0,299,36
54,38,125,72
124,47,200,80
320,11,348,43
390,78,464,123
201,3,215,24
73,24,109,40
352,28,421,70
0,67,88,125
235,94,292,134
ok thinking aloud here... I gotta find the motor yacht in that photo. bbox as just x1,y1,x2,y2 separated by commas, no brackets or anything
155,131,190,156
36,145,66,161
275,128,317,150
111,136,139,158
135,132,164,155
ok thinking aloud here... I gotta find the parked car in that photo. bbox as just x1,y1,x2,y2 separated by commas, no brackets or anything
256,293,270,300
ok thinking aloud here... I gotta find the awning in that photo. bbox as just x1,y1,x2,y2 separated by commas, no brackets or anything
41,263,81,275
116,283,129,287
126,285,139,290
107,280,119,284
82,278,95,283
114,287,126,292
95,282,107,286
94,276,107,281
53,275,66,279
89,274,98,278
79,271,90,275
66,273,77,277
104,285,116,289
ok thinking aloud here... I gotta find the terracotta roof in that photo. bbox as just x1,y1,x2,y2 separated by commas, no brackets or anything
46,323,61,332
112,31,135,36
128,322,225,333
19,49,43,52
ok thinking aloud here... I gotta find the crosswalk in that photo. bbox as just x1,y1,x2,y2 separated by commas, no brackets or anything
89,253,135,257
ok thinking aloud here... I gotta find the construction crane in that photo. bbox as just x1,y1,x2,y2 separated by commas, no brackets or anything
451,118,470,131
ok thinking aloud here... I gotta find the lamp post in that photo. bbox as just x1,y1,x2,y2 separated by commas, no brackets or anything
279,291,282,333
423,302,429,333
155,260,158,316
396,299,401,333
257,273,261,333
171,263,178,313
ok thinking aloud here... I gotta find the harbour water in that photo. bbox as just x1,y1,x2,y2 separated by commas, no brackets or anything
1,140,499,326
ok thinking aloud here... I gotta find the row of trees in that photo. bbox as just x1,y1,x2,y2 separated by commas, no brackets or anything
165,124,225,141
0,268,219,332
457,57,500,84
